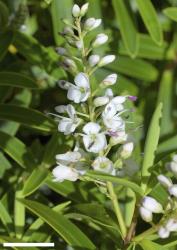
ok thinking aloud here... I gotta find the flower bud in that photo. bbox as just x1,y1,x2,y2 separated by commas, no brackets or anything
98,55,116,67
128,95,137,101
166,219,177,232
157,175,172,188
80,3,89,16
168,162,177,176
158,227,170,239
139,207,152,222
63,58,77,70
63,27,74,36
110,131,128,145
88,55,100,67
84,18,102,31
58,80,70,90
169,184,177,197
75,40,83,50
92,33,108,47
72,4,80,17
102,74,117,86
56,47,67,56
120,142,134,159
94,96,109,107
142,196,163,213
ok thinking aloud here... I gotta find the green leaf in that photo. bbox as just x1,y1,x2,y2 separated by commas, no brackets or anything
119,34,166,60
107,56,158,82
163,7,177,22
0,200,14,236
0,31,14,61
157,135,177,155
0,236,39,250
0,72,38,89
86,171,143,196
0,1,9,29
0,152,11,178
14,189,25,239
136,0,163,45
19,199,96,249
0,104,56,133
0,131,35,169
139,239,162,250
141,103,163,192
112,0,139,57
22,167,48,197
50,0,73,45
157,70,174,137
0,86,11,103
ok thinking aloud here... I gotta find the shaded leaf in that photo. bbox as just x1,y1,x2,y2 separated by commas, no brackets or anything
163,7,177,22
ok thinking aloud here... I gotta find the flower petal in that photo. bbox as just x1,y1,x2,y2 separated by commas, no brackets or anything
83,122,101,134
74,72,90,88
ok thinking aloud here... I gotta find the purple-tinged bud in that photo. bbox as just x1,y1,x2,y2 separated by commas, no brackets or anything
128,95,137,101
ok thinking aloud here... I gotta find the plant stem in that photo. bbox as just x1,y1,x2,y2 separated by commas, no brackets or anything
132,226,157,242
107,181,127,239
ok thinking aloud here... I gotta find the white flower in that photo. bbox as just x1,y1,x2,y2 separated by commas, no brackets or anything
67,72,90,103
72,4,80,17
102,102,125,132
52,165,79,182
166,219,177,232
56,47,67,55
142,196,163,213
102,74,118,86
166,161,177,176
63,58,77,70
120,142,134,159
98,55,116,66
56,151,81,165
88,55,100,67
168,184,177,197
63,27,74,36
55,104,81,135
84,18,102,31
157,175,172,189
110,131,128,145
76,40,83,50
92,156,114,174
94,96,109,107
139,207,152,222
173,154,177,163
158,227,170,239
82,122,107,153
80,3,89,16
92,33,108,47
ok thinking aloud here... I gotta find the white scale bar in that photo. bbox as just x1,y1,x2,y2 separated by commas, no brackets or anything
3,243,54,247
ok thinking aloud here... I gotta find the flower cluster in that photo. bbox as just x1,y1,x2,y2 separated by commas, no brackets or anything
51,3,137,183
140,155,177,239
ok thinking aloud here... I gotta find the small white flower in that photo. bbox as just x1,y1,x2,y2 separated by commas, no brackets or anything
92,156,114,174
142,196,163,213
102,74,118,86
80,3,89,16
67,72,90,103
167,161,177,176
110,131,128,145
102,102,125,132
56,151,81,165
63,58,77,70
98,55,116,66
166,218,177,232
94,96,109,107
157,175,172,188
72,4,80,17
92,33,108,47
55,104,81,135
139,207,152,222
56,47,67,55
58,80,70,90
120,142,134,159
158,226,170,239
63,27,74,36
52,165,79,182
82,122,107,153
172,154,177,163
168,184,177,197
84,18,102,31
75,40,83,50
88,55,100,67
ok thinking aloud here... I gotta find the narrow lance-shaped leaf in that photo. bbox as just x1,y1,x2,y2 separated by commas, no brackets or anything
0,131,36,169
163,7,177,22
86,171,144,196
136,0,163,45
112,0,139,57
14,189,25,239
19,199,96,250
0,72,38,89
0,31,14,61
0,200,14,237
141,103,163,192
0,104,56,133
